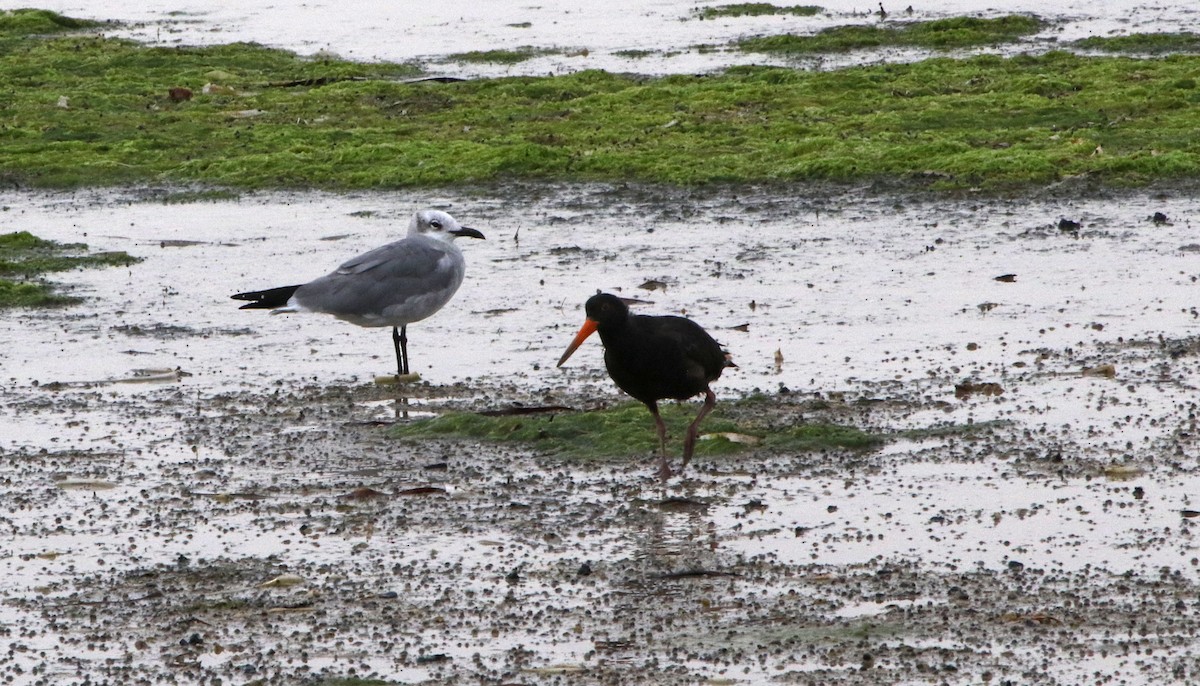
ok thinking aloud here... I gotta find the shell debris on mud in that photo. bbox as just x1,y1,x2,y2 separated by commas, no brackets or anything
3,185,1200,684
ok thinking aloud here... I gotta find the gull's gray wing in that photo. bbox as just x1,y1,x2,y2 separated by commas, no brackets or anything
292,237,465,327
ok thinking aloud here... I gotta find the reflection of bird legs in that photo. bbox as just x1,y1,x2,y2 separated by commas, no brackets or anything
393,394,410,420
391,325,409,377
648,402,672,482
682,388,716,471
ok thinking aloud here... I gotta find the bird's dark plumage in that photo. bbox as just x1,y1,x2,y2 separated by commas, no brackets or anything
557,292,732,480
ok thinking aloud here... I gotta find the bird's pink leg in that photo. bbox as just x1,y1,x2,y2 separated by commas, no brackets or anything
681,388,716,470
648,402,672,481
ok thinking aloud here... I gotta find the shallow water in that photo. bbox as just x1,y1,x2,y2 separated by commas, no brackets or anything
4,185,1199,416
3,185,1200,683
26,0,1200,76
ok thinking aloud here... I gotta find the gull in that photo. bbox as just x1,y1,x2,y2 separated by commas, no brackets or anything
232,209,484,377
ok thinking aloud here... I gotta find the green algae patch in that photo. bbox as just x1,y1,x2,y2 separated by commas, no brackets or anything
1074,32,1200,55
0,231,141,308
389,400,883,462
0,8,99,37
4,15,1200,191
696,4,823,20
739,14,1044,53
0,279,71,307
771,422,884,451
447,47,553,64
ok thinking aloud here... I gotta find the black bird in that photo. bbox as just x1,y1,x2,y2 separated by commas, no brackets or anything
556,293,734,480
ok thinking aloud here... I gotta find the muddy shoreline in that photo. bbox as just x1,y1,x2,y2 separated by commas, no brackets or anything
3,182,1200,684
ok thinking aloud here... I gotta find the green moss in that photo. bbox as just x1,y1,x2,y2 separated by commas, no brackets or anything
447,47,551,64
0,279,74,307
1074,32,1200,55
772,422,884,451
0,231,139,276
0,231,141,308
3,15,1200,191
390,400,882,462
157,189,243,204
0,9,100,37
740,14,1043,53
696,4,823,20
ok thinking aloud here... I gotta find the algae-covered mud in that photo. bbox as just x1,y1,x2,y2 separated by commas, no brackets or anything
4,183,1200,685
0,231,140,307
6,8,1200,191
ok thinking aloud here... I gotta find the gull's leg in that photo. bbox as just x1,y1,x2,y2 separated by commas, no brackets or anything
392,326,410,377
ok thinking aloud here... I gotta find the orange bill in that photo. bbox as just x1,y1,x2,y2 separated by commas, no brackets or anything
556,318,599,367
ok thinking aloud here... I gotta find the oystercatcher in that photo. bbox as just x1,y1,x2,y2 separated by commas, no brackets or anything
557,292,733,480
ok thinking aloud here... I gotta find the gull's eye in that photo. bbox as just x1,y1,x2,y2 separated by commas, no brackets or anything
430,219,443,230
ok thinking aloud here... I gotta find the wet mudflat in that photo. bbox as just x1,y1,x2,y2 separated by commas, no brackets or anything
4,183,1200,684
25,0,1200,77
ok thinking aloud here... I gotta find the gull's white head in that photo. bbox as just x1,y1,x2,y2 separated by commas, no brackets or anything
409,209,486,242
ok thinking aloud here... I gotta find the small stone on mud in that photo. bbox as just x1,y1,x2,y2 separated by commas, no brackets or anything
375,372,421,385
522,665,586,675
700,431,760,445
340,487,388,500
1099,462,1142,479
657,497,708,512
259,573,304,588
415,653,450,664
954,381,1004,400
396,486,447,496
1081,363,1116,378
55,478,116,490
